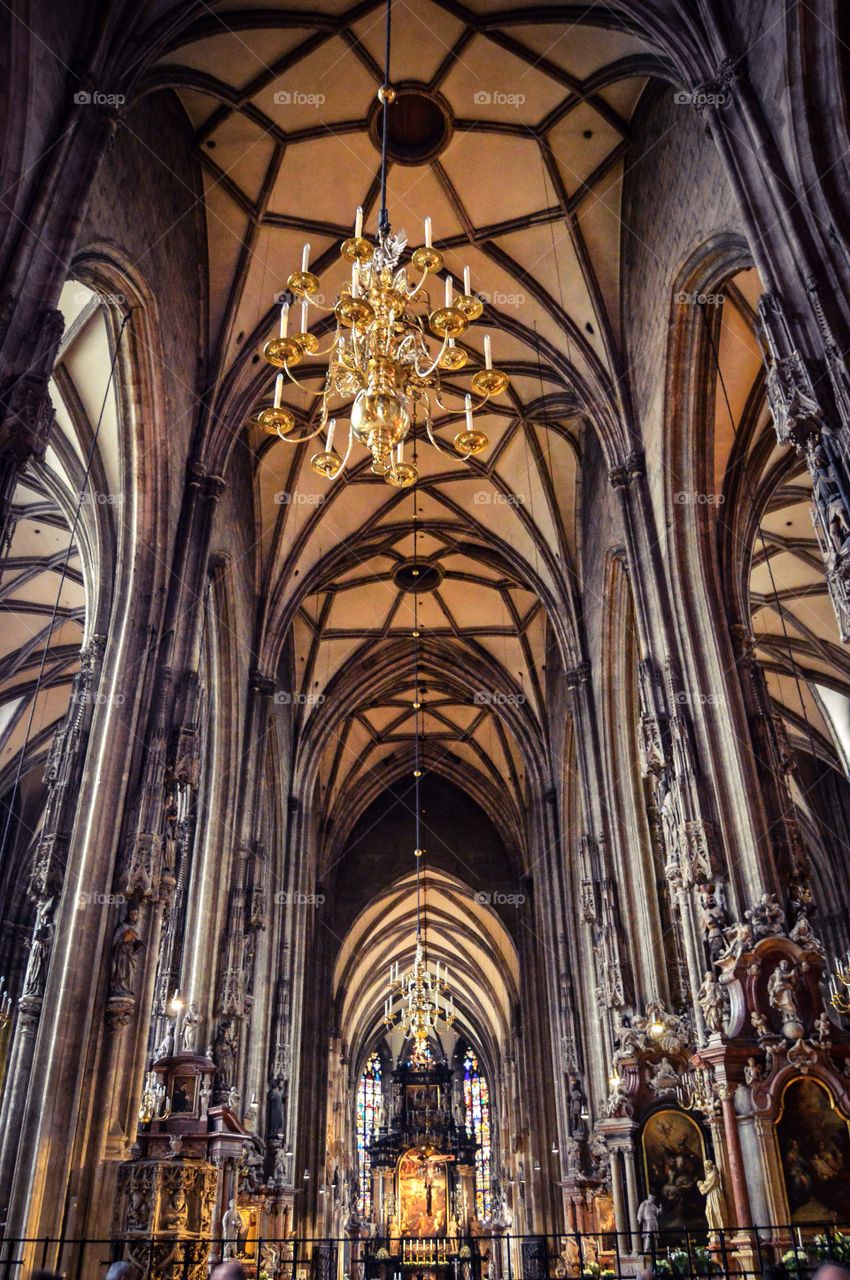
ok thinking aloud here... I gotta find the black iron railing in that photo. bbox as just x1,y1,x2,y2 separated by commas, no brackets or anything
1,1227,849,1280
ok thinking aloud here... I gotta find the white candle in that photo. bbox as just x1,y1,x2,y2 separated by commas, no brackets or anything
484,334,492,369
424,217,432,248
445,275,453,307
352,261,360,299
301,242,310,272
326,418,336,452
397,440,403,464
463,266,471,295
301,299,309,332
465,393,473,431
274,374,283,408
355,206,363,238
279,301,289,338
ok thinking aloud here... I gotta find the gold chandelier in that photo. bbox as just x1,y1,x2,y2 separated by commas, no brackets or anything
384,939,456,1048
254,0,509,489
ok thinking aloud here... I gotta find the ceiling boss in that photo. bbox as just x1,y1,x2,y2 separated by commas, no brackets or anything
254,0,509,489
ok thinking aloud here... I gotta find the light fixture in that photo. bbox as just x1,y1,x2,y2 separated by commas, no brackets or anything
138,1070,170,1124
253,0,509,486
829,953,850,1013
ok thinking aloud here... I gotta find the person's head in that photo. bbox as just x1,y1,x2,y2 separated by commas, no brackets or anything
105,1264,137,1280
813,1266,850,1280
212,1266,246,1280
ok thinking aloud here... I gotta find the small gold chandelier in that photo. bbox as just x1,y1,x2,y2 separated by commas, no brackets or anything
384,940,456,1048
253,0,509,489
829,951,850,1013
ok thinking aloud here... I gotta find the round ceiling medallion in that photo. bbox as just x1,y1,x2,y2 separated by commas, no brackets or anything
370,86,452,166
393,560,444,593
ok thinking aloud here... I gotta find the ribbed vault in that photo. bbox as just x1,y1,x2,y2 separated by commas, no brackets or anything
332,867,519,1073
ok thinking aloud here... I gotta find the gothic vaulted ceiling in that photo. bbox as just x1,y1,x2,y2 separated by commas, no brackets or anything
147,2,661,846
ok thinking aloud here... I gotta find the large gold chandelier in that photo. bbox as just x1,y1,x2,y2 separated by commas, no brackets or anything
254,0,509,489
384,940,456,1049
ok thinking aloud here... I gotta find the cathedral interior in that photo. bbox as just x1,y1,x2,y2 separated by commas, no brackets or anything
1,1,850,1277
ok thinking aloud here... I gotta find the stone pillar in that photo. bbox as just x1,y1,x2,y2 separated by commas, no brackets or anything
608,1148,627,1252
717,1086,751,1227
621,1139,639,1250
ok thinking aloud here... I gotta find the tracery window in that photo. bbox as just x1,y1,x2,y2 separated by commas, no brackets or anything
356,1051,382,1216
463,1048,492,1217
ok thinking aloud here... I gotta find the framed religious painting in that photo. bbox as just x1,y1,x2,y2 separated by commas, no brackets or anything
169,1071,198,1116
641,1109,709,1233
776,1077,850,1222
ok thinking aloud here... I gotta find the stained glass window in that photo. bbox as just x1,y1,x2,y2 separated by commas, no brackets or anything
463,1048,492,1217
356,1052,382,1216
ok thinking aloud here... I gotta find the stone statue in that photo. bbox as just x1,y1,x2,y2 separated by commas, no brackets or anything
744,1056,762,1085
698,971,726,1035
153,1020,175,1062
226,1083,241,1112
697,1159,727,1234
767,958,803,1036
815,1010,833,1043
180,1001,201,1052
109,904,144,996
214,1018,238,1091
720,919,754,962
199,1075,212,1120
648,1057,679,1097
222,1198,242,1258
751,1009,770,1039
567,1076,586,1134
274,1145,289,1185
22,896,55,998
268,1077,285,1136
637,1194,660,1251
745,893,785,939
699,885,728,964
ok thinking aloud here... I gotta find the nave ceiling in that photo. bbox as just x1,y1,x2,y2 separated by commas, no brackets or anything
144,0,665,847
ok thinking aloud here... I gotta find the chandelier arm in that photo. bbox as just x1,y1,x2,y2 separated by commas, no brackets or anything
280,365,328,396
425,415,467,460
414,334,450,379
276,422,327,444
378,0,392,237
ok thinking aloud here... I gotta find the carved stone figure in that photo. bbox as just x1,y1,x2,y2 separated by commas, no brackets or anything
648,1056,679,1097
109,904,144,996
153,1020,175,1062
699,884,728,964
745,893,786,939
199,1076,212,1121
22,896,55,998
268,1077,285,1136
698,971,726,1036
567,1076,586,1135
222,1198,242,1259
637,1194,660,1251
767,958,804,1037
697,1159,727,1234
751,1010,769,1039
744,1056,762,1085
214,1018,238,1091
274,1146,290,1185
720,919,754,962
180,1001,201,1052
815,1010,833,1044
